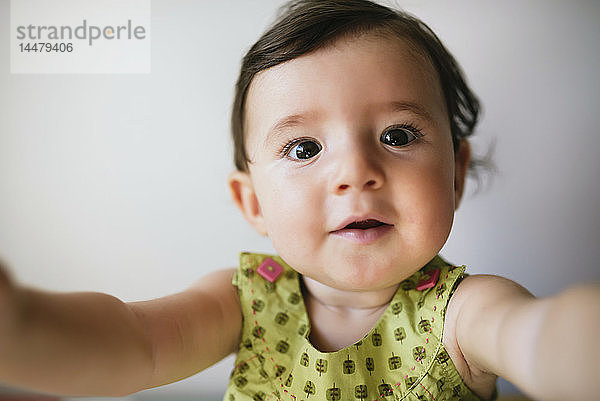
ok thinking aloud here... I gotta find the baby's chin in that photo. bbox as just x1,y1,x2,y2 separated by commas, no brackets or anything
329,268,419,292
273,239,439,290
296,257,421,293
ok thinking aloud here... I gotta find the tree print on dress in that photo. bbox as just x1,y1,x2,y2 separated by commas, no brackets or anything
388,352,401,370
264,281,276,294
284,372,293,387
297,323,308,336
401,277,417,291
303,380,316,397
343,355,356,374
241,338,252,351
452,384,462,397
299,351,310,367
378,379,393,397
237,361,249,374
315,358,328,376
391,301,403,315
241,267,254,279
413,346,427,363
371,329,383,346
365,357,375,376
274,364,286,377
252,325,265,339
418,319,432,334
251,299,265,313
287,292,300,305
417,294,426,309
436,349,451,366
394,327,406,343
354,384,368,400
326,383,341,401
276,339,289,354
275,311,289,325
233,375,247,389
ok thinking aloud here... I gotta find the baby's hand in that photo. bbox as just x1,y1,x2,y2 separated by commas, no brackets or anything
0,259,10,289
0,260,14,326
0,259,19,356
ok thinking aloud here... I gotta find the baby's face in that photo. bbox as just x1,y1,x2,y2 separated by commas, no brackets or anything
239,34,467,291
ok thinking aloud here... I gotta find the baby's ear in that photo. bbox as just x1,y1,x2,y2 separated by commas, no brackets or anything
454,139,471,210
228,171,268,236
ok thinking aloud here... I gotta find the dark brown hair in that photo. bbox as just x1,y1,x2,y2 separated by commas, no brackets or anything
231,0,480,172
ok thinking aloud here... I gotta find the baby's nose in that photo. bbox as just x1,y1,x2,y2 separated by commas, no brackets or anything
330,150,384,195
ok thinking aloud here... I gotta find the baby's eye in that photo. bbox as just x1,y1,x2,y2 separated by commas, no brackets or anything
380,126,419,147
286,139,322,160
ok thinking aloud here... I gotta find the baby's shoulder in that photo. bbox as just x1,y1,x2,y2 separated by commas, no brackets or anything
444,273,532,345
446,273,532,316
443,274,532,399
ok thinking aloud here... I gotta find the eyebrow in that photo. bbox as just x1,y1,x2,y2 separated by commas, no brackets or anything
264,113,310,149
387,101,434,122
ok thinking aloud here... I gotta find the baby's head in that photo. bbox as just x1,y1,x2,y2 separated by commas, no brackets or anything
232,0,479,173
229,0,479,290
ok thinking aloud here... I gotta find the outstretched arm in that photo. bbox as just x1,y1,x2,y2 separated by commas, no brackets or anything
0,263,241,396
128,268,241,389
446,274,600,401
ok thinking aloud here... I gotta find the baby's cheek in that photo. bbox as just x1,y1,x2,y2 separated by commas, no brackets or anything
266,197,324,264
421,182,455,246
399,166,455,246
262,188,316,237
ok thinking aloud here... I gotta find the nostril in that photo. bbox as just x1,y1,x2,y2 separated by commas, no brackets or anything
366,180,376,187
339,184,350,190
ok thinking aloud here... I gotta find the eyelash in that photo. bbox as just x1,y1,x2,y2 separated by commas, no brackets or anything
278,121,425,159
385,122,424,140
278,136,316,158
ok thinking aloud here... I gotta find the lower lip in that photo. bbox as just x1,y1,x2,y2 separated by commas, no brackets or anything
330,224,394,245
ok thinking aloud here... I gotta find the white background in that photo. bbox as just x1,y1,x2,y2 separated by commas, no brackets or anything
1,0,599,399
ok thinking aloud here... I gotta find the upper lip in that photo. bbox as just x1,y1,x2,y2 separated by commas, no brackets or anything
331,214,394,232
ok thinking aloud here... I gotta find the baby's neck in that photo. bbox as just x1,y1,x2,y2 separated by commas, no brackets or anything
301,276,399,352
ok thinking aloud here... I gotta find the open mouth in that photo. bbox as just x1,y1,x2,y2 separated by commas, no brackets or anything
332,218,394,244
343,219,390,230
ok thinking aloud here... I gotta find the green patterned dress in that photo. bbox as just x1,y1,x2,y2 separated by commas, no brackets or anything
224,252,496,401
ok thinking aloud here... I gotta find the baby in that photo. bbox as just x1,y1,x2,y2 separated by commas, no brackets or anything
1,1,599,401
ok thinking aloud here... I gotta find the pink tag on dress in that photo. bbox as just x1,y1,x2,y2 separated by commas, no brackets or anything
257,258,283,283
416,268,440,291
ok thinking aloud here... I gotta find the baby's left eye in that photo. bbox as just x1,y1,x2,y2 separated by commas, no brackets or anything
380,126,419,147
286,139,322,160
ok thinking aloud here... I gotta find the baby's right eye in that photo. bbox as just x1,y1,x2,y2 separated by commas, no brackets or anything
285,139,322,160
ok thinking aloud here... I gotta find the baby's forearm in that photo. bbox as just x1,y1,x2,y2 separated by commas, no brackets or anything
527,284,600,400
0,282,154,396
453,276,600,401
